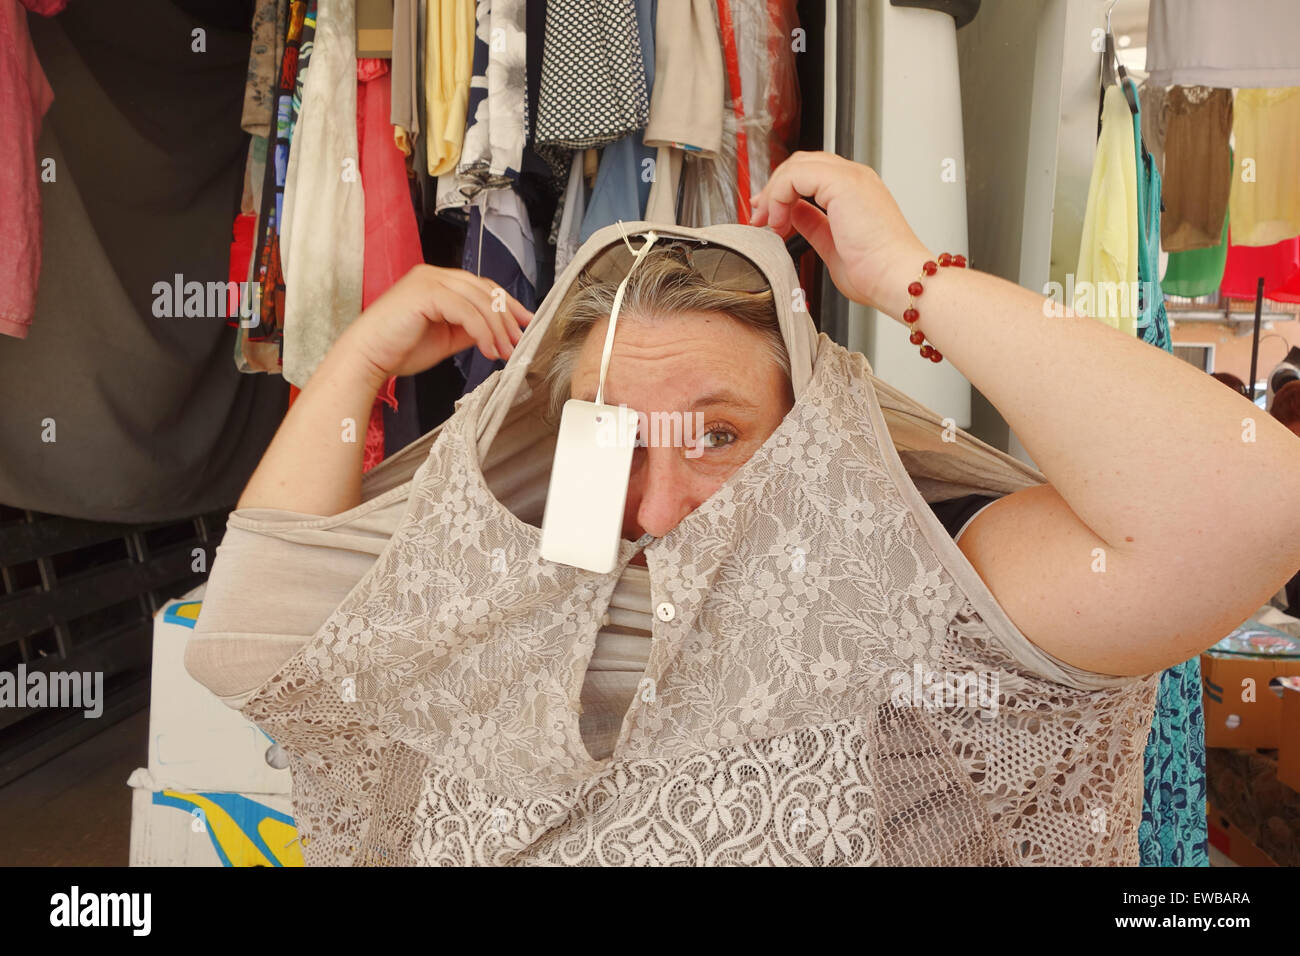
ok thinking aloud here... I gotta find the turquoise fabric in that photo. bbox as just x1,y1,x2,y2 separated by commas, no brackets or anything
1140,659,1209,866
1132,80,1171,353
1129,79,1209,867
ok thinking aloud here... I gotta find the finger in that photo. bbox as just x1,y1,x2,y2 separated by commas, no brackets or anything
494,282,535,332
439,271,493,316
755,206,795,238
756,152,848,234
440,290,500,360
453,273,518,343
462,270,533,327
462,272,533,342
752,150,836,205
436,286,502,360
441,322,475,359
442,274,517,357
788,199,837,266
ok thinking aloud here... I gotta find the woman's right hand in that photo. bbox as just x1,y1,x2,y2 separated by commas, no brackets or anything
345,265,534,379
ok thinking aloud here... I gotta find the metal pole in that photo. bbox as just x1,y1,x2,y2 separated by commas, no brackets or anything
1248,276,1265,403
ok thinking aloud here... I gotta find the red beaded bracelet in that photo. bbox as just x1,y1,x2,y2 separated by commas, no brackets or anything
902,252,967,363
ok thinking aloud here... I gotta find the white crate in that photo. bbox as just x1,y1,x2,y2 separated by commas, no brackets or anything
127,768,302,867
146,585,291,794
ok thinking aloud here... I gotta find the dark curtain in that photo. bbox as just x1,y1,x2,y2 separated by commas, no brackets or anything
0,0,286,521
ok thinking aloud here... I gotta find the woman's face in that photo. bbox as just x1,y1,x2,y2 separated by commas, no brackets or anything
569,310,794,542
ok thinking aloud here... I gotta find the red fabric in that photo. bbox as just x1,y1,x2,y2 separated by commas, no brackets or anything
0,0,66,338
22,0,68,14
362,394,387,470
1269,277,1300,304
228,213,257,320
358,64,422,310
357,55,387,83
284,65,417,471
1219,231,1300,302
357,60,422,470
716,0,750,224
765,0,800,172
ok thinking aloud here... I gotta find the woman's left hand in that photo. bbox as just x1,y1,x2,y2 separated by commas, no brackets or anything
750,151,930,317
752,154,1300,681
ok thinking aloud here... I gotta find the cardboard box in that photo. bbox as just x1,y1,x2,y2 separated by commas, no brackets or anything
127,768,303,867
1201,623,1300,749
356,0,393,57
146,586,291,794
1277,677,1300,794
128,588,303,866
1206,800,1278,867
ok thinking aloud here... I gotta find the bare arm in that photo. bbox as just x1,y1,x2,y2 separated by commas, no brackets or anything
753,152,1300,675
236,327,389,514
238,265,533,516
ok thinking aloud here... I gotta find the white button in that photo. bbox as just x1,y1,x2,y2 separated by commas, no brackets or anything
656,601,676,622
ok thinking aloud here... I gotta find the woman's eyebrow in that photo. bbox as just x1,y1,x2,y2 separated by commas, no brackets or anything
691,390,759,411
572,387,759,410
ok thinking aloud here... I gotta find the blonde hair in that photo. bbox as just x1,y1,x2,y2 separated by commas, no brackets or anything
542,244,790,422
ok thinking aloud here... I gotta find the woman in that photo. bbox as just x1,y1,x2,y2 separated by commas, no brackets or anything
188,153,1300,865
1268,380,1300,618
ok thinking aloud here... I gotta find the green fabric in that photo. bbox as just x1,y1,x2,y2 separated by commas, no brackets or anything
1163,213,1228,297
1161,149,1231,298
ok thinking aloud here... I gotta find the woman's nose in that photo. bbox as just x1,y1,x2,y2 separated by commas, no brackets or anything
629,445,696,539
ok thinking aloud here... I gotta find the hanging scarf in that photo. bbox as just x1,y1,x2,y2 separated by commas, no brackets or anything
534,0,650,150
247,0,316,345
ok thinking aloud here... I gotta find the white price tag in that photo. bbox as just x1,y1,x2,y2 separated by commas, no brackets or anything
539,400,639,573
539,225,662,573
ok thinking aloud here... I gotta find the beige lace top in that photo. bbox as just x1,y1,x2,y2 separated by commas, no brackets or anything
190,534,660,763
192,513,994,764
187,221,1159,866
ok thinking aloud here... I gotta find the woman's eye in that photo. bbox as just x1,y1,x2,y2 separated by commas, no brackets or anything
701,429,736,449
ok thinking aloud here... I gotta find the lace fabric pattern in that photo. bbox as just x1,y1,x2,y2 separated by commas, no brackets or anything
242,339,1159,866
1166,85,1216,111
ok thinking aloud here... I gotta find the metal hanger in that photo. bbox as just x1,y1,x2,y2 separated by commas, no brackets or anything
1101,0,1139,116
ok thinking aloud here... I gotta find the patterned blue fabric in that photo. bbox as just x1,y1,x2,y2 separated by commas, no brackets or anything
1129,78,1208,867
455,196,539,394
1139,659,1209,866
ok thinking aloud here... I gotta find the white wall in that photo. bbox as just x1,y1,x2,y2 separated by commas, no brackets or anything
826,0,1116,461
955,0,1108,462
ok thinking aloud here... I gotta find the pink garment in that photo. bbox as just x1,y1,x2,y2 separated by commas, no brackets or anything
358,61,422,308
0,0,67,339
358,59,423,470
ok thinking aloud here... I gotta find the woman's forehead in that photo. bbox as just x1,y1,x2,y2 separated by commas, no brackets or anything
569,313,783,407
